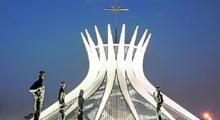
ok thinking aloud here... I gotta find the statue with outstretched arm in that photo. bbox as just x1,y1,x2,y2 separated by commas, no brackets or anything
153,87,164,120
58,81,66,120
25,71,46,120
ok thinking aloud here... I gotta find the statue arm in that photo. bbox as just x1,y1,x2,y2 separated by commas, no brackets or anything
29,85,44,93
29,88,39,93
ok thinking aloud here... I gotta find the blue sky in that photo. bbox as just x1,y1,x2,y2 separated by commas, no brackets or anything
0,0,220,119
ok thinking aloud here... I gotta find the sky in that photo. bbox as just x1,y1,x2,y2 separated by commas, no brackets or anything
0,0,220,119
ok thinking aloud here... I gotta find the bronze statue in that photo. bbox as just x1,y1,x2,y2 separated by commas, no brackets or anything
25,71,46,120
58,81,66,120
153,87,164,120
77,90,84,120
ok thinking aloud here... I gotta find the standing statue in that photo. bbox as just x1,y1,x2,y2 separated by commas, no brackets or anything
77,90,84,120
153,87,164,120
25,71,46,120
58,81,66,120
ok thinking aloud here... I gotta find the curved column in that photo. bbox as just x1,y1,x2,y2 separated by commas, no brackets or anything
40,31,100,119
94,24,116,120
126,26,138,62
125,64,176,120
118,69,140,120
65,68,107,115
94,60,115,120
132,33,199,120
117,24,139,120
95,25,106,62
65,26,108,115
132,29,155,93
134,53,200,119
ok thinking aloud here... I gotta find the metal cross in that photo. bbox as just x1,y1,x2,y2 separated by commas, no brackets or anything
104,0,129,43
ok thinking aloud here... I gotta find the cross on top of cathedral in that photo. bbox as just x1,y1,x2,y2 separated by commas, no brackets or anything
104,0,129,43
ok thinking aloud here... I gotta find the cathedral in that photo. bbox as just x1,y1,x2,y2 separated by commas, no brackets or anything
39,2,199,120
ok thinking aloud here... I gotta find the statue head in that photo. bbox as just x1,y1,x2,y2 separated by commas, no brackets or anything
39,70,46,80
79,90,84,97
156,87,161,92
61,81,66,88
